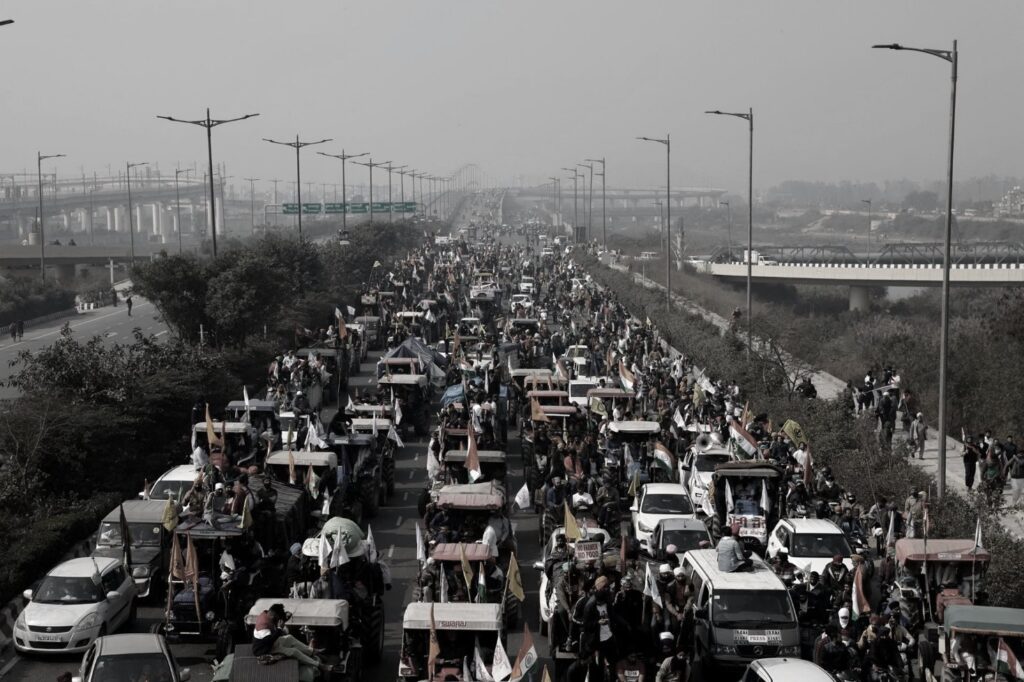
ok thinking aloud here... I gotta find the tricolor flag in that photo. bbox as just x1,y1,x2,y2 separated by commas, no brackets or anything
729,418,759,459
653,442,675,474
460,543,474,596
510,623,538,682
618,359,636,392
465,426,482,482
996,638,1024,681
852,563,871,618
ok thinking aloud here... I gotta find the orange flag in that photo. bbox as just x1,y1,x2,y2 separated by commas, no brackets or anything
205,403,222,449
531,398,550,423
428,603,441,675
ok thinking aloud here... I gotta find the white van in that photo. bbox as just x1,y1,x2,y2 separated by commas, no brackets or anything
680,549,800,674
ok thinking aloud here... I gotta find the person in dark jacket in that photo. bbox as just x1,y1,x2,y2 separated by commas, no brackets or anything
581,576,626,672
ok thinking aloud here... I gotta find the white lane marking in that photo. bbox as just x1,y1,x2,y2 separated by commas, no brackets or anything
403,492,409,501
0,656,19,676
512,522,518,534
408,470,414,480
414,452,419,462
388,544,395,558
395,515,403,527
155,330,168,337
26,302,154,342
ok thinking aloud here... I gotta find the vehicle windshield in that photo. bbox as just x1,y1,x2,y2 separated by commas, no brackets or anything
712,590,796,627
97,522,163,547
661,529,708,552
694,454,732,472
791,533,852,558
93,654,172,680
148,480,190,502
641,493,693,515
33,576,103,605
570,383,597,398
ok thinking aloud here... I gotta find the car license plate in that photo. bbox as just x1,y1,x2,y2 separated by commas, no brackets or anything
33,633,64,642
745,634,769,643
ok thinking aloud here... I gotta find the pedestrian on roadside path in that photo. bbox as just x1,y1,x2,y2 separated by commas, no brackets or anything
910,413,928,460
8,322,16,343
17,319,24,341
963,435,981,490
1006,448,1024,507
126,294,133,317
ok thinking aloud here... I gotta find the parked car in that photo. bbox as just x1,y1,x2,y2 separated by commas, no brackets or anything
14,557,136,654
630,483,696,552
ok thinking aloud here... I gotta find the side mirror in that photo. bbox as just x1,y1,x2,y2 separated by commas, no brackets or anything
22,589,32,601
179,668,191,682
72,677,84,682
106,591,120,601
629,502,638,512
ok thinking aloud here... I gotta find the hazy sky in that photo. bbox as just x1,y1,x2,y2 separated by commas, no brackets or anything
1,1,1021,196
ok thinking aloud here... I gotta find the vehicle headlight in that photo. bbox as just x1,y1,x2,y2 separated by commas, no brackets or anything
76,612,100,630
711,644,737,655
15,612,25,630
637,521,653,533
780,645,800,656
132,566,151,578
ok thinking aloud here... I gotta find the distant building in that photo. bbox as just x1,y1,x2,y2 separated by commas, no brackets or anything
995,186,1024,216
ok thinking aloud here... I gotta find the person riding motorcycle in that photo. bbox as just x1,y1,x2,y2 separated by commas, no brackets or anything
867,626,904,679
822,555,851,597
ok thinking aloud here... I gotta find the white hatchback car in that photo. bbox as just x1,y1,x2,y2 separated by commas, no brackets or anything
766,518,853,576
14,557,136,655
630,483,696,552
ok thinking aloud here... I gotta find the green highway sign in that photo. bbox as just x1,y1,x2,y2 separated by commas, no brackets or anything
302,203,322,214
349,203,368,214
282,203,299,214
396,202,417,212
371,202,390,212
324,203,346,214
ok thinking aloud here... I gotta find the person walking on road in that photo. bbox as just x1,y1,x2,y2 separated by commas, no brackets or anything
17,319,24,341
8,322,16,344
126,294,133,317
910,413,928,460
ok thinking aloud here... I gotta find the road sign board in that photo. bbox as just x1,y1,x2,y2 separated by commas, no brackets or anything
395,202,417,212
302,203,322,214
371,202,390,212
324,203,347,214
349,203,368,214
282,203,299,214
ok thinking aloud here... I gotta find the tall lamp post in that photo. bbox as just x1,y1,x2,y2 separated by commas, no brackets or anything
174,167,193,254
873,40,957,498
548,176,561,231
352,159,390,222
157,109,258,258
586,157,606,247
245,177,260,234
637,135,671,309
561,167,579,238
263,135,332,240
578,162,594,243
861,198,872,261
37,152,66,280
317,150,368,233
706,109,753,351
387,164,407,223
126,161,148,267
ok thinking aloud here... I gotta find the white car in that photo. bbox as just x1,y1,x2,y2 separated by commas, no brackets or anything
15,557,136,654
630,483,696,551
567,378,598,408
142,464,196,501
766,518,853,575
678,441,735,508
519,277,536,294
510,293,534,312
73,633,191,681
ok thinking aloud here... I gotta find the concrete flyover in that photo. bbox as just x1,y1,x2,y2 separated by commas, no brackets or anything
697,261,1024,311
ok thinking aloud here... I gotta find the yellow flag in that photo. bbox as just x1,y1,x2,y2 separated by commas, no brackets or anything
507,552,525,602
205,403,222,449
460,543,474,595
542,665,552,682
531,398,550,423
782,419,809,446
238,494,253,530
161,495,178,532
627,469,640,498
563,500,581,541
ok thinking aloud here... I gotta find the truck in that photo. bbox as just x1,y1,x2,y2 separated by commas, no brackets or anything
742,250,778,266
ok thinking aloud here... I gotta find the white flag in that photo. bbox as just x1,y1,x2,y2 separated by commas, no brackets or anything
474,639,496,682
346,393,355,412
514,483,531,510
330,534,349,568
318,534,333,570
464,656,474,682
884,508,896,548
372,413,378,438
387,424,405,448
346,305,356,317
394,398,404,425
673,407,685,429
426,442,441,479
725,479,735,513
974,517,983,550
760,480,771,514
440,564,449,602
643,561,663,608
415,522,426,563
491,636,512,682
366,525,378,563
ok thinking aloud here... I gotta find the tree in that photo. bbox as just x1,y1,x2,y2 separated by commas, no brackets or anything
903,190,939,212
132,255,212,343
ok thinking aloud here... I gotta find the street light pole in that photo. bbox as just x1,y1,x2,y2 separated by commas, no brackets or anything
245,177,260,235
637,135,671,309
706,109,753,351
37,152,66,280
561,167,579,239
577,163,593,242
126,161,148,267
175,168,193,255
353,159,390,223
873,40,957,498
586,158,606,246
264,135,333,240
157,108,258,258
861,198,872,262
317,150,368,233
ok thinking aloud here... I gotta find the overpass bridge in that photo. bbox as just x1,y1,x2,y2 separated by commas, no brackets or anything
709,241,1024,266
517,185,727,208
696,259,1024,310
